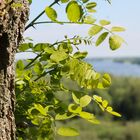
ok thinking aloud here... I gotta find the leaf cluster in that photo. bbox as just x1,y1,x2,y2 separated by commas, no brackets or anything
16,0,125,139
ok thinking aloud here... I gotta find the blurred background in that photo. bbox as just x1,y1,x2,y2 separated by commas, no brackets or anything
56,57,140,140
20,0,140,139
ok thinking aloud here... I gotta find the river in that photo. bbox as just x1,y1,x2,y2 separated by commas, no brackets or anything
86,59,140,77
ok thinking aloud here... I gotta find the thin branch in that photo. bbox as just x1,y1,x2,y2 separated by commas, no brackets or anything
25,0,60,30
17,69,54,94
24,53,42,69
23,37,75,70
33,21,114,35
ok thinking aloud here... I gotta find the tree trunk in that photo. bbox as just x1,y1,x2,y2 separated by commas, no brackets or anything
0,0,29,139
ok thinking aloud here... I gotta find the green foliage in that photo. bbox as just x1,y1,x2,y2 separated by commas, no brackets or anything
45,7,57,21
99,20,111,26
15,0,125,139
57,127,79,136
88,25,103,36
109,35,124,50
86,2,97,9
111,26,125,32
96,32,109,46
66,1,82,22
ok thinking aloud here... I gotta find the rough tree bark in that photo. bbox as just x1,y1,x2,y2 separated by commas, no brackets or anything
0,0,29,139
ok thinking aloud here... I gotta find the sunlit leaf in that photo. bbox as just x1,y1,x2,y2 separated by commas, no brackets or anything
61,0,69,3
84,16,96,24
66,1,82,22
88,25,103,36
106,106,113,112
98,104,105,111
72,93,80,104
73,51,88,59
96,32,109,46
68,104,82,113
45,6,57,21
50,51,68,63
100,20,111,26
79,111,94,120
82,0,89,3
106,106,121,117
102,73,111,87
19,43,33,51
109,35,124,50
109,111,122,117
102,100,108,108
86,2,97,9
55,113,76,120
34,104,46,116
93,95,102,102
87,9,96,13
111,26,125,32
80,95,92,107
16,60,24,71
57,127,79,136
87,118,100,124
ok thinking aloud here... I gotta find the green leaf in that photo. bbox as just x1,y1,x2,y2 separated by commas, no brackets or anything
93,95,102,102
34,104,46,116
79,111,94,120
87,118,100,124
19,43,33,51
44,45,55,54
50,51,68,63
33,62,43,74
106,106,121,117
80,95,92,107
15,79,25,86
66,1,82,22
61,0,69,3
106,106,113,112
55,113,76,120
98,104,105,111
102,73,111,87
88,25,103,36
100,20,111,26
57,127,79,136
31,118,40,126
96,32,109,46
28,0,32,4
68,104,82,113
111,26,125,32
109,35,124,50
72,93,80,104
16,60,24,70
73,51,88,59
82,0,89,3
86,2,97,9
102,100,108,108
85,69,94,80
45,6,57,21
33,43,47,52
84,16,96,24
109,111,122,117
87,9,96,13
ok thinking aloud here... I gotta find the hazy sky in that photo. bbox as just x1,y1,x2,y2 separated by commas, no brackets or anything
24,0,140,58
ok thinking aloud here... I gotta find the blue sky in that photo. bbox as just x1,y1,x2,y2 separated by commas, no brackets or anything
24,0,140,58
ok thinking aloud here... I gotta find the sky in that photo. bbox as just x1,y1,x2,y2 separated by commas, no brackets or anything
24,0,140,58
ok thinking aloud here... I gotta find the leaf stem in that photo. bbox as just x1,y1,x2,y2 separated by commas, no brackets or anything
33,21,114,35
